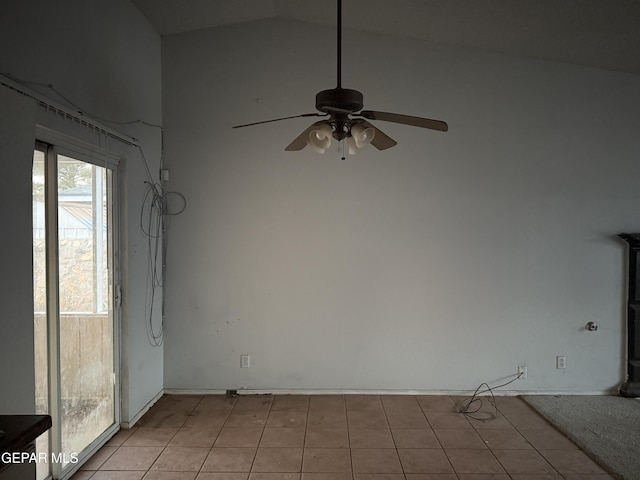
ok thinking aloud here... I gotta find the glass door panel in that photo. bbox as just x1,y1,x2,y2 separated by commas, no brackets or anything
57,155,114,462
34,145,118,478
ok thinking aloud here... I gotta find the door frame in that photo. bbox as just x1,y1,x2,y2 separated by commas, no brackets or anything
34,127,122,480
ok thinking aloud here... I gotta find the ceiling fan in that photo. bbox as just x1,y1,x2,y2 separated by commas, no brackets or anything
232,0,448,156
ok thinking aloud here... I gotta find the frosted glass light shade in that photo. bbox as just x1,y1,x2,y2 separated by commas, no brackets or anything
307,124,333,153
351,124,375,148
347,136,358,155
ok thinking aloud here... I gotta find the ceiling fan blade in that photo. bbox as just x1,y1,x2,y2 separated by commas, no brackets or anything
285,121,330,151
358,110,448,132
355,119,397,150
233,113,327,129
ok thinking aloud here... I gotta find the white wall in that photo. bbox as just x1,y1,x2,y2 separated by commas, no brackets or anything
0,0,163,421
162,18,640,394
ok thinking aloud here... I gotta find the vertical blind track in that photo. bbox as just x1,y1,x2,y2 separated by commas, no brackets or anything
0,73,140,148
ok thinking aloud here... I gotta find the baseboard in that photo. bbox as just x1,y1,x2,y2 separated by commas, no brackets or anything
121,389,164,428
163,388,228,395
162,388,617,396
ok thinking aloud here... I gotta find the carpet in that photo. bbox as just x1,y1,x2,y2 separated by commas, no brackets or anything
523,395,640,480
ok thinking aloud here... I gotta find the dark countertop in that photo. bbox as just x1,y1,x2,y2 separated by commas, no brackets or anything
0,415,52,453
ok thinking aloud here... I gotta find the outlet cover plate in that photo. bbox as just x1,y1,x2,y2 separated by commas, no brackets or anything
240,354,250,368
556,356,566,369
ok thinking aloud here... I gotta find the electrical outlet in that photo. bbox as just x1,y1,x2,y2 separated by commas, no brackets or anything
240,354,250,368
518,366,528,379
556,356,566,369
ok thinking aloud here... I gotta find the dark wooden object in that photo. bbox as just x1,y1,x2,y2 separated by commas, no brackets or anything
619,233,640,397
0,415,51,454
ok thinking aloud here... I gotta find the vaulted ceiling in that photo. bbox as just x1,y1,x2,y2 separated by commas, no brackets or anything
131,0,640,75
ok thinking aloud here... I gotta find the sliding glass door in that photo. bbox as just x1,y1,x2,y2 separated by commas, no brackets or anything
33,141,119,479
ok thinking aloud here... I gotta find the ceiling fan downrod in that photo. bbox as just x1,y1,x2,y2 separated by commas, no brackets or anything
315,0,364,121
232,0,448,153
337,0,342,88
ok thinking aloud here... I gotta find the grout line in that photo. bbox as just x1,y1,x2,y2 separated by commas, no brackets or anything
476,396,560,477
78,393,610,479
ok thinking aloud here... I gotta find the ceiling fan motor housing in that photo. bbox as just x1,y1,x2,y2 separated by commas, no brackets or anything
316,87,363,113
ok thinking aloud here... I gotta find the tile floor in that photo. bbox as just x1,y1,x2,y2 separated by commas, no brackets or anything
71,394,614,479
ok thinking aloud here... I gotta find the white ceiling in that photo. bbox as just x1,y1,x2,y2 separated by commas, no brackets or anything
130,0,640,75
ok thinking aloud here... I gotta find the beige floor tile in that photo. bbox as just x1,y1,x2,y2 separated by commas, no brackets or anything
150,446,210,471
214,428,263,447
345,395,384,412
391,428,440,448
183,409,229,428
539,449,608,474
308,395,345,412
354,474,405,480
397,449,454,474
170,426,220,447
424,412,472,429
434,429,487,449
416,396,457,413
260,428,306,447
161,395,203,412
138,411,190,428
78,394,618,480
233,396,273,412
404,474,458,480
476,429,532,450
69,472,95,480
501,411,553,430
304,427,349,448
106,428,138,447
271,395,309,411
306,411,347,429
349,428,395,448
143,472,197,479
265,410,308,429
80,446,118,470
351,448,403,473
347,410,388,429
560,474,616,480
225,411,269,428
196,396,236,412
251,448,303,473
100,447,164,471
492,449,557,475
456,474,510,479
507,475,563,480
90,472,146,480
380,395,421,412
196,473,249,480
444,448,505,474
385,410,430,429
302,448,351,472
466,413,515,430
249,474,300,479
493,397,533,414
518,429,579,450
201,448,256,472
301,474,351,480
123,427,179,447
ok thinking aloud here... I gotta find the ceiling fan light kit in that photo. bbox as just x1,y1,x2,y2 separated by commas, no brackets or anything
233,0,448,155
